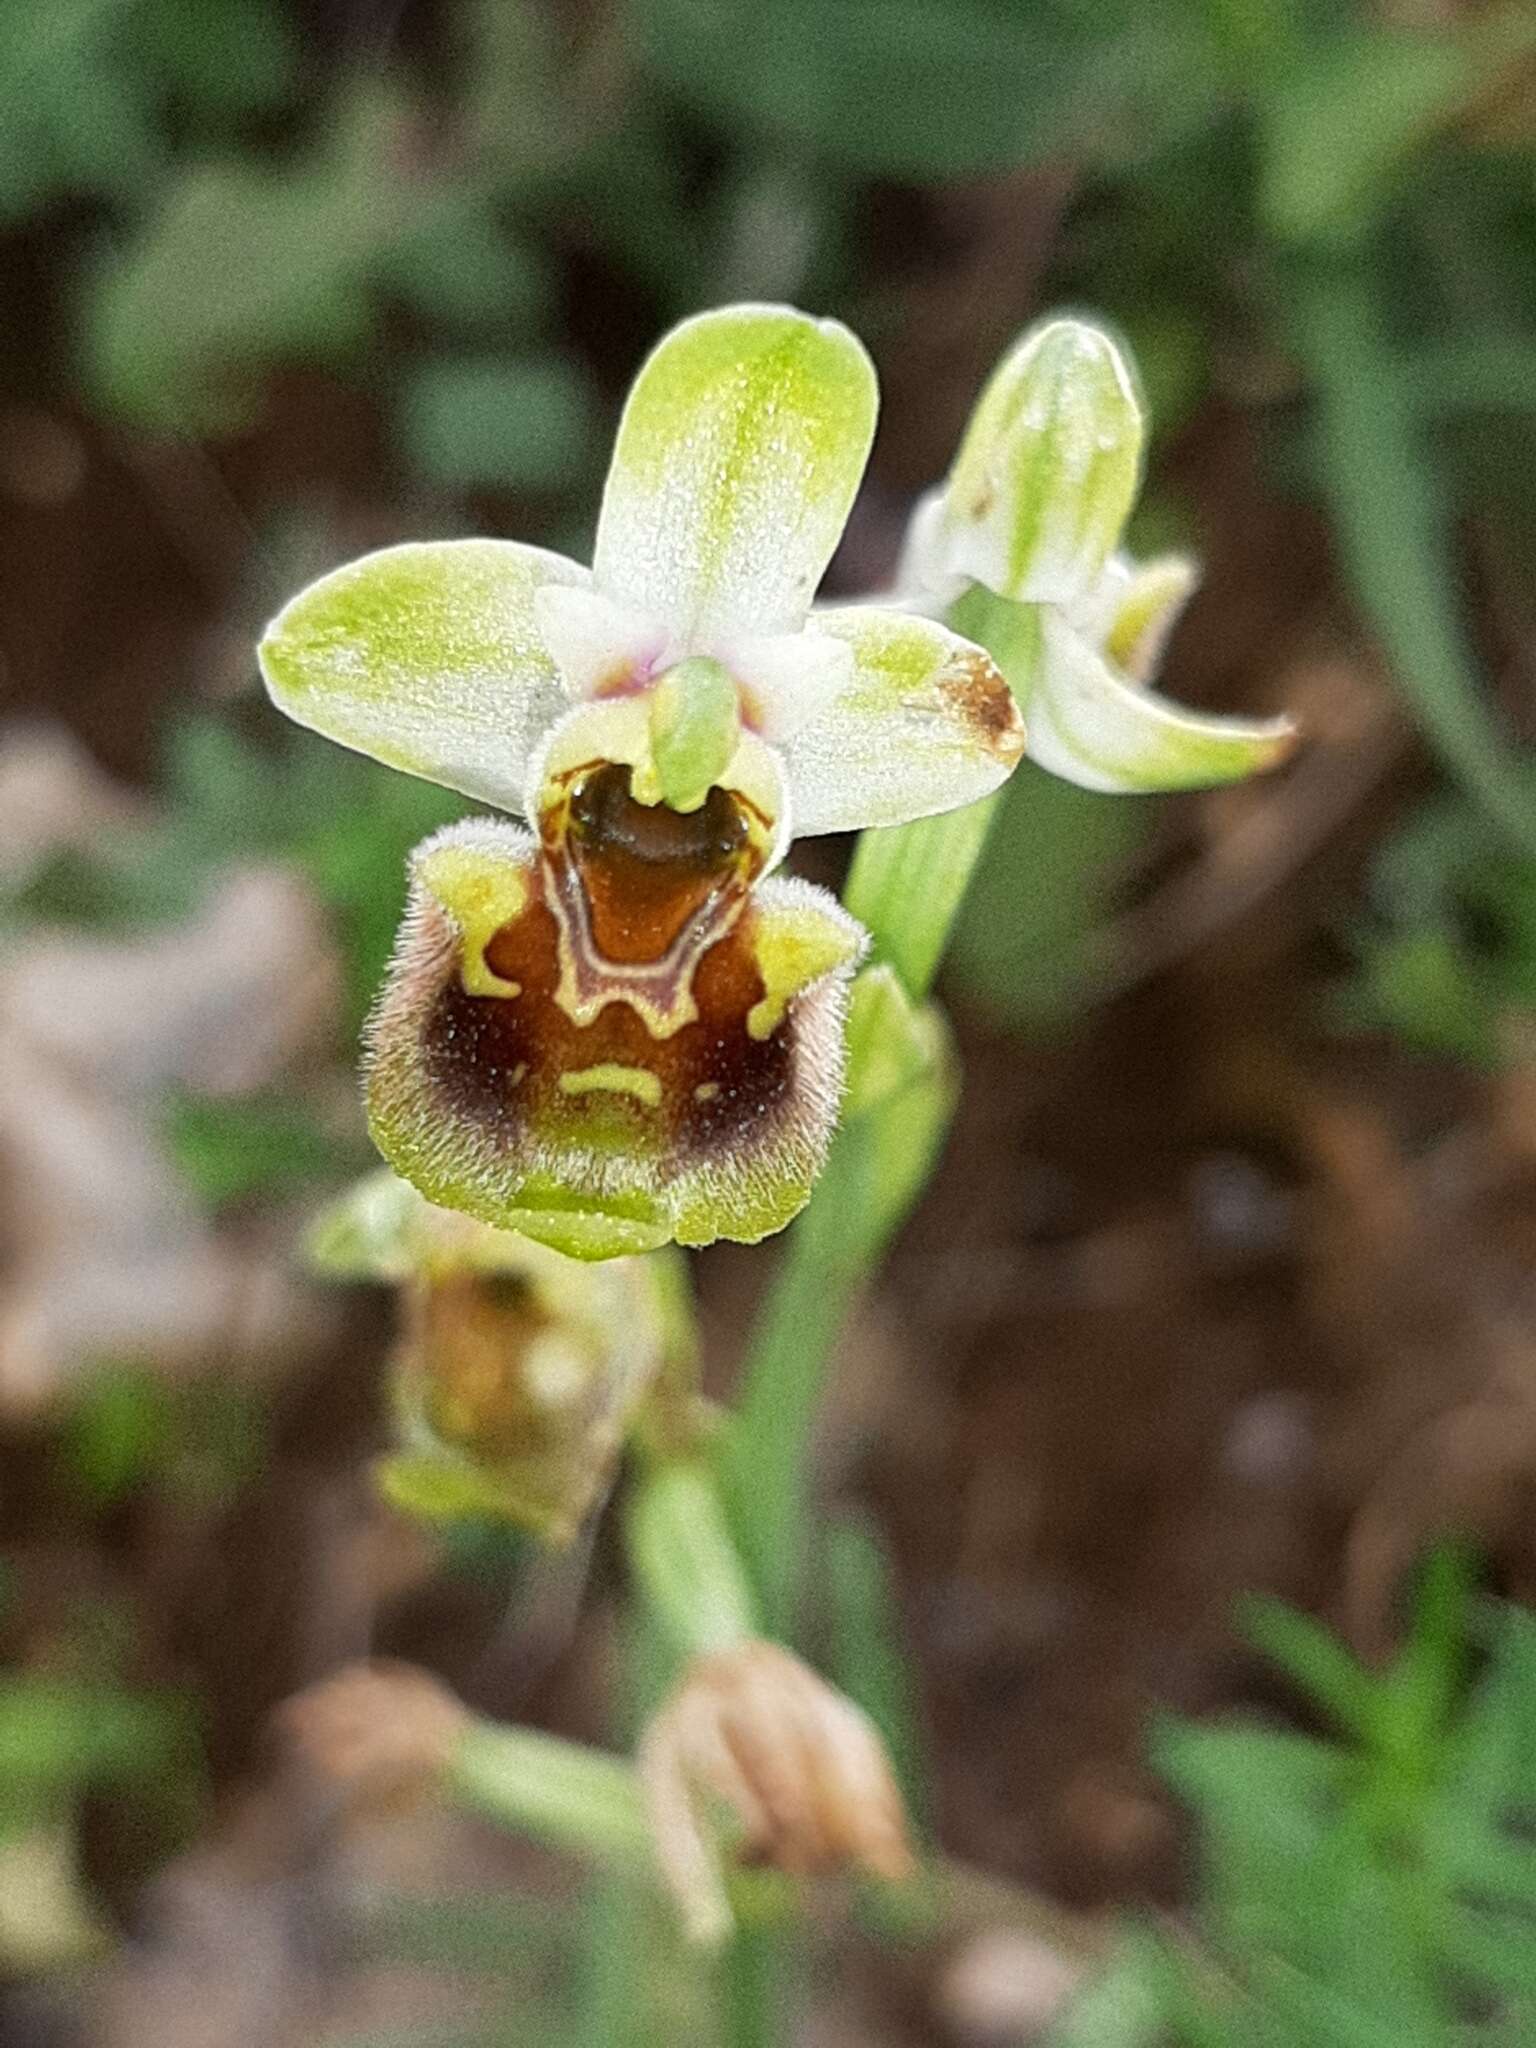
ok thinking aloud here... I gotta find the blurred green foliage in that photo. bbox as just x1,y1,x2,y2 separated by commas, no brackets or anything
58,1361,267,1510
1053,1548,1536,2046
1335,782,1536,1065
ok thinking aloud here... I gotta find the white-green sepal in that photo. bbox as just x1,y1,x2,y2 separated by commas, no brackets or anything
258,538,587,813
940,317,1143,607
776,607,1024,834
593,304,878,645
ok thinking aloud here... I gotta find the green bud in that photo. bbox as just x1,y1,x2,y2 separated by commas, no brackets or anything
943,317,1143,607
646,657,741,813
842,964,941,1119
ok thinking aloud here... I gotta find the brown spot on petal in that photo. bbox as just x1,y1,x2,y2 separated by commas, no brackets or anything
941,644,1025,762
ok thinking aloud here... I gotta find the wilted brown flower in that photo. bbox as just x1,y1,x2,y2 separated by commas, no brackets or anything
638,1639,915,1945
276,1660,470,1814
308,1170,676,1542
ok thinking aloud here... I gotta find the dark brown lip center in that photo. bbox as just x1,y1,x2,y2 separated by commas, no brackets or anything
560,763,757,965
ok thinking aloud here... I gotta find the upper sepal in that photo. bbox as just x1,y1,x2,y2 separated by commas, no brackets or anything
593,304,878,645
935,317,1143,607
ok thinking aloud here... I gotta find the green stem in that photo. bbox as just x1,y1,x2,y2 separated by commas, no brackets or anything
448,1720,653,1871
626,1456,760,1662
725,595,1011,1635
1292,257,1536,858
843,794,1000,1002
724,1193,863,1635
721,1922,791,2048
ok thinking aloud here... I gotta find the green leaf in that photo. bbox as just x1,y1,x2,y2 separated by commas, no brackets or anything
56,1364,175,1508
135,0,297,116
0,0,162,218
83,85,422,431
638,0,1225,180
381,207,552,332
161,1089,344,1208
1044,1928,1179,2048
397,354,599,493
844,798,1000,1005
1292,260,1536,863
946,761,1148,1031
1237,1596,1380,1743
1260,31,1476,248
0,1681,187,1804
1261,11,1536,248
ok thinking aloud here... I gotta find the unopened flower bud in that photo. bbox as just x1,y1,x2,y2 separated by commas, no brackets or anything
937,318,1143,608
638,1640,916,1945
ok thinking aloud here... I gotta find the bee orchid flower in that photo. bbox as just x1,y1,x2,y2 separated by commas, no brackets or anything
260,305,1023,1259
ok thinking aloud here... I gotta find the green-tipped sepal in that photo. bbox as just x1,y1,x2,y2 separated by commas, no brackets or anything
950,570,1297,796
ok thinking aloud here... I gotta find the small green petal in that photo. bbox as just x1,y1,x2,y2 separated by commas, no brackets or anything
647,658,742,813
1025,611,1297,794
944,317,1142,606
593,304,877,643
781,606,1023,833
376,1450,531,1526
1103,554,1198,682
259,538,587,811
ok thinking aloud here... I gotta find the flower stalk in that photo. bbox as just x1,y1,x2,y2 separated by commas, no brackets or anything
626,1456,760,1662
450,1719,657,1870
726,313,1297,1638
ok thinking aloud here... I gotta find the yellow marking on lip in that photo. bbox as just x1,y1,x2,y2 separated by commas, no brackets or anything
417,844,529,999
693,1081,721,1103
558,1063,663,1109
466,963,521,998
746,909,862,1042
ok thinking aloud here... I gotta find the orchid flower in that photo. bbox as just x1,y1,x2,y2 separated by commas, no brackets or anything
259,305,1024,1260
895,316,1298,793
